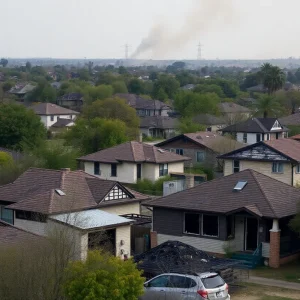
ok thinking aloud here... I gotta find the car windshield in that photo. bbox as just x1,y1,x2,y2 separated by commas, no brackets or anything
202,275,224,289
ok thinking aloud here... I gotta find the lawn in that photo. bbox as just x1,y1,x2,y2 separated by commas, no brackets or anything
231,283,300,300
251,260,300,283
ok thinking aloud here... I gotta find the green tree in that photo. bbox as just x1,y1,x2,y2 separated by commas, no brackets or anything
118,66,128,75
25,61,32,71
255,94,283,118
64,250,144,300
276,90,300,114
156,87,168,101
295,68,300,83
27,80,57,103
112,80,128,93
0,152,14,166
178,117,205,133
152,74,180,100
193,84,225,98
0,58,8,67
127,78,145,94
0,103,46,151
2,81,13,93
84,84,113,103
259,63,285,94
240,73,259,90
65,118,128,154
83,98,139,138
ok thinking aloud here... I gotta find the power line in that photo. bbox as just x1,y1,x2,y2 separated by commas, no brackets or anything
197,42,203,60
122,43,131,59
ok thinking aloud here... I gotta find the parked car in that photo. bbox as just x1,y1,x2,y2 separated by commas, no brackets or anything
140,272,230,300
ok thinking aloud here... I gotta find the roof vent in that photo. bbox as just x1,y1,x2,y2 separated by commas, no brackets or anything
233,181,247,191
55,189,66,196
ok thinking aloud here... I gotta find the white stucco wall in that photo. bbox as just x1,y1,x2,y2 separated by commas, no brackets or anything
142,163,159,182
101,202,140,215
236,133,258,145
14,217,47,236
168,162,185,174
116,225,131,258
39,114,76,129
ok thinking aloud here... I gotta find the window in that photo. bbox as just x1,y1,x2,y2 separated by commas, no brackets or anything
206,127,212,132
148,275,169,288
202,214,219,237
243,133,247,143
50,116,54,122
137,164,142,179
196,151,205,162
272,120,281,130
265,133,270,141
94,162,100,175
159,163,168,177
15,210,47,223
202,275,225,289
145,109,151,116
296,164,300,174
272,162,283,173
0,207,13,224
176,149,183,155
170,149,175,153
169,275,197,288
233,160,240,173
111,163,117,177
184,213,200,235
104,186,129,201
256,134,261,143
226,215,235,239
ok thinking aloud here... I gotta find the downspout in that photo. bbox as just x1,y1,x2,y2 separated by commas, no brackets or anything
292,164,294,186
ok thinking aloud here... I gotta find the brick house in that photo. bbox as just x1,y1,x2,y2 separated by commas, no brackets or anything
145,169,300,268
0,168,150,259
57,93,83,111
219,138,300,186
220,118,288,145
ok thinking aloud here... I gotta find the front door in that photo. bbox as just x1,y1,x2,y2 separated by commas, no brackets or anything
137,164,142,180
245,218,258,251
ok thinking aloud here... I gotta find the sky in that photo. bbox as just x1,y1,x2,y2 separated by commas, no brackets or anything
1,0,300,60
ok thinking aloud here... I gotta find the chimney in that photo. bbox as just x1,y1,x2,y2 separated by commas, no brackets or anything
61,168,71,172
185,174,195,189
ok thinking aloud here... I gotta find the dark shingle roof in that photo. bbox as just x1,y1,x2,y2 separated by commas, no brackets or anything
145,169,300,218
0,220,42,245
0,168,149,214
140,116,178,129
115,93,172,110
221,118,288,133
279,113,300,126
51,118,75,128
193,114,225,125
30,103,79,115
58,93,83,101
156,132,244,154
77,141,190,164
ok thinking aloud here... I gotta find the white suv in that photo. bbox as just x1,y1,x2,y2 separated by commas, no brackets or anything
140,272,230,300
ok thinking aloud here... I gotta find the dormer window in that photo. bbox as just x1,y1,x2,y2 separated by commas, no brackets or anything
271,120,281,131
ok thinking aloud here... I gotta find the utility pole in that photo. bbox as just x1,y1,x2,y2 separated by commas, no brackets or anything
123,44,131,59
197,42,203,60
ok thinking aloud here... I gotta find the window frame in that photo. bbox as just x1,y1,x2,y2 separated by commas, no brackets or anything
159,163,168,177
243,133,247,143
15,210,47,223
111,163,117,177
94,162,100,175
196,151,205,163
272,162,284,173
202,214,219,238
296,164,300,174
175,149,183,155
50,115,55,122
0,206,14,225
256,133,261,143
233,160,240,173
183,212,200,236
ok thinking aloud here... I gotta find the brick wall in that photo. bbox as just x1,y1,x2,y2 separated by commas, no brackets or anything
269,231,280,268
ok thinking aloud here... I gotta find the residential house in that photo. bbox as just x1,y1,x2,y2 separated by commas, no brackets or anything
50,82,62,89
218,102,251,123
180,84,196,90
156,132,243,169
290,134,300,142
145,169,300,268
77,141,190,184
220,118,288,144
9,83,36,101
140,116,179,139
247,82,300,96
219,138,300,186
193,114,226,132
279,112,300,127
0,168,150,259
115,93,173,117
30,103,79,129
57,93,83,111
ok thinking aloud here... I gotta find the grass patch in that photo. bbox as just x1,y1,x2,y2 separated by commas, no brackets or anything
251,260,300,283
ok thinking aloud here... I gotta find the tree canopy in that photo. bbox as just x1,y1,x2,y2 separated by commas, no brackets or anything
0,104,46,151
152,74,180,100
259,63,285,94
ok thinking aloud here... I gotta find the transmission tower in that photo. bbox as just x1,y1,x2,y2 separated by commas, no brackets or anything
123,43,131,59
197,42,203,60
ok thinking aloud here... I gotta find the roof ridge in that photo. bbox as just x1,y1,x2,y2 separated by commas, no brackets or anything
130,141,137,161
254,118,268,132
249,169,279,218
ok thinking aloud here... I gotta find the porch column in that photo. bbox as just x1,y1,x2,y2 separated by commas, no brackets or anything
269,219,281,268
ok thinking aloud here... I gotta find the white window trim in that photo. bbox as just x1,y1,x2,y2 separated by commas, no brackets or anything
271,120,282,131
272,162,284,173
183,212,200,236
202,214,219,238
232,160,240,173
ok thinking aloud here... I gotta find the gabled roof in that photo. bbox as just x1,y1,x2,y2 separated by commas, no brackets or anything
218,102,251,114
114,93,172,110
156,132,244,154
279,113,300,126
220,118,288,133
290,134,300,141
30,103,79,115
50,209,134,230
0,220,42,245
77,141,190,164
140,116,178,129
145,169,300,218
193,114,225,126
51,118,75,128
218,138,300,163
58,93,83,101
0,168,149,215
9,83,36,95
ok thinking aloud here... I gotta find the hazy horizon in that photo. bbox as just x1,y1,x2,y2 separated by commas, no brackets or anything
2,0,300,60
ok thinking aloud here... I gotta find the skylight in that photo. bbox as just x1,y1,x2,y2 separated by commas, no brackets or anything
55,189,66,196
233,181,247,191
